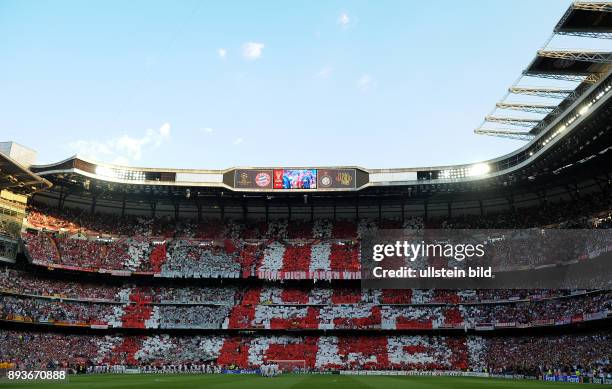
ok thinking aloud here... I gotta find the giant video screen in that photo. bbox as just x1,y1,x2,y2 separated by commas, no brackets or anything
273,169,317,189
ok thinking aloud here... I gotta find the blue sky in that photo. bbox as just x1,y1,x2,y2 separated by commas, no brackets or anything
0,0,603,169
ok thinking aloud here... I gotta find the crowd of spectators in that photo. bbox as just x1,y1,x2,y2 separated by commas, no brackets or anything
0,288,608,330
0,267,121,301
0,266,603,307
437,192,612,230
25,190,610,238
21,225,612,279
0,268,238,304
0,331,101,370
158,305,230,329
22,188,612,279
487,333,612,377
4,197,609,375
462,292,612,326
26,204,148,236
0,330,609,376
161,240,241,278
0,295,114,325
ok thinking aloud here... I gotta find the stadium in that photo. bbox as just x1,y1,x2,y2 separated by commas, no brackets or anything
1,1,612,388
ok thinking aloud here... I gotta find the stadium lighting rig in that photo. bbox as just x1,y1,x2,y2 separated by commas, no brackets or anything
539,81,612,147
95,165,146,182
438,163,491,180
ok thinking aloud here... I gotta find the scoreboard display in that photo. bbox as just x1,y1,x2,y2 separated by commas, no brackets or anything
273,169,317,189
233,168,358,190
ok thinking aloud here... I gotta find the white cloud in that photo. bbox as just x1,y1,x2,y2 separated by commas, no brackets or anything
68,140,113,159
242,42,264,60
357,74,374,91
314,66,334,79
338,12,350,28
68,123,171,164
233,137,244,145
115,134,148,160
217,48,227,59
158,122,171,138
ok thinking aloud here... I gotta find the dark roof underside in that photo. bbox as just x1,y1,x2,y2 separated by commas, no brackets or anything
0,152,51,195
525,55,607,75
556,6,612,33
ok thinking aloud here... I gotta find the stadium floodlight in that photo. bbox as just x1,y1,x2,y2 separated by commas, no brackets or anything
438,163,491,180
95,165,146,181
95,165,114,178
467,163,491,177
537,81,612,147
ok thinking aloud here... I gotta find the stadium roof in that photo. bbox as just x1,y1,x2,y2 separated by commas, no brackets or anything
23,70,612,215
524,50,611,81
475,1,612,141
0,151,52,195
27,68,612,197
555,1,612,38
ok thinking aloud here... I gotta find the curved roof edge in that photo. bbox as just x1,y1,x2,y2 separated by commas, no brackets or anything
29,70,612,192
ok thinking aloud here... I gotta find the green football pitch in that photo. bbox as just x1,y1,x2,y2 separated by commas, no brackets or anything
0,374,581,389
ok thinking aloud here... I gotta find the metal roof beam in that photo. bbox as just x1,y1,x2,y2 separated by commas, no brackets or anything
522,71,602,83
536,50,612,63
508,87,576,99
555,31,612,39
571,2,612,13
495,102,559,114
474,128,535,141
554,3,612,38
485,116,541,127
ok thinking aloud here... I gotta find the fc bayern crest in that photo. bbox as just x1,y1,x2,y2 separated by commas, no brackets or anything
255,172,271,187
